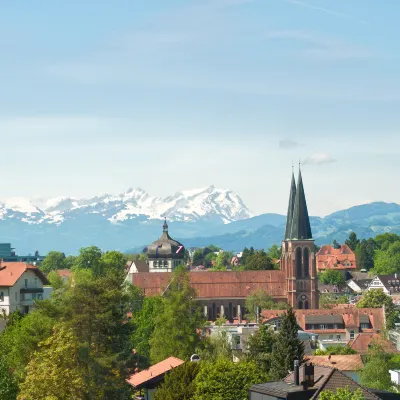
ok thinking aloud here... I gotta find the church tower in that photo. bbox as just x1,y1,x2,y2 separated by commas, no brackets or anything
281,169,318,309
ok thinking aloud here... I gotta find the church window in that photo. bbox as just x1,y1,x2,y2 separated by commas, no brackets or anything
304,300,309,309
298,300,303,309
303,247,309,277
296,247,302,278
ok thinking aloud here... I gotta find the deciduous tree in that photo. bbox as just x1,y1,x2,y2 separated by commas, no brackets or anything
319,387,364,400
318,269,345,285
40,251,67,274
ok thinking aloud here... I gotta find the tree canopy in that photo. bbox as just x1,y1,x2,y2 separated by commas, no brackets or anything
318,269,345,285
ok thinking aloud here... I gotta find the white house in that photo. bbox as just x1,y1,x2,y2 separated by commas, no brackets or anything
0,261,51,317
125,260,149,283
368,274,400,295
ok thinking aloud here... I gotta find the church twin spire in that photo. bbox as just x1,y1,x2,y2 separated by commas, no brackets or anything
284,168,312,240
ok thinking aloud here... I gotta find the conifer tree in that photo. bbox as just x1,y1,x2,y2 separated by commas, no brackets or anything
270,307,304,379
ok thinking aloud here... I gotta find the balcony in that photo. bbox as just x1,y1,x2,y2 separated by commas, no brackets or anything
20,287,43,294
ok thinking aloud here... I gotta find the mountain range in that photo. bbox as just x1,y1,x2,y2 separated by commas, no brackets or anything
0,186,399,255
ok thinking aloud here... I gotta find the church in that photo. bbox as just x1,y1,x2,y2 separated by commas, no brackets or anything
131,169,318,320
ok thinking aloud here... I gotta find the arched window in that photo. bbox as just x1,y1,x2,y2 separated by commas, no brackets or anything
303,247,310,277
298,300,303,309
304,300,309,309
296,247,302,278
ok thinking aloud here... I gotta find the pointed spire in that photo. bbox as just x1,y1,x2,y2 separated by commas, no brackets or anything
290,168,312,240
284,171,297,240
163,217,168,233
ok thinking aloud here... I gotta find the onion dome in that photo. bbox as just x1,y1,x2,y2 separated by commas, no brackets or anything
146,218,185,259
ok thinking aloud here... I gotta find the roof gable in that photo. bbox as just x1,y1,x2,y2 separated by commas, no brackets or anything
0,262,49,287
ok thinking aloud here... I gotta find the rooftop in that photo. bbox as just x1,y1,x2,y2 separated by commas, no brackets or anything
0,262,49,287
304,355,363,371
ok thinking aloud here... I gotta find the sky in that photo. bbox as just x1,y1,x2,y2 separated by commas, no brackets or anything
1,0,400,217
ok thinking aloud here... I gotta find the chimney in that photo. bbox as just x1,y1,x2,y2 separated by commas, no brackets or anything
294,360,300,386
302,363,315,390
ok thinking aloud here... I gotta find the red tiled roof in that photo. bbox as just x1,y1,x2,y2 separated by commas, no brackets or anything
349,333,397,355
56,269,72,278
316,244,356,270
305,355,363,371
126,357,184,388
132,271,287,299
0,262,49,286
262,308,385,332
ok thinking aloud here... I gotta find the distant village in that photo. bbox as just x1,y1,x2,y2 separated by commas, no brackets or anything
1,170,400,399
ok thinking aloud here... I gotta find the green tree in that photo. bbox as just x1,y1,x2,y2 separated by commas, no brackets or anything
372,241,400,275
241,247,255,265
101,250,127,275
360,344,392,391
0,355,18,400
149,267,205,363
192,249,204,265
374,233,400,251
267,244,281,260
155,362,200,400
64,255,77,269
244,250,274,271
245,289,287,321
356,289,398,329
131,296,164,367
314,345,357,355
319,294,349,309
72,246,104,277
319,387,364,400
18,323,87,400
47,270,67,290
355,239,376,271
194,359,268,400
345,232,360,251
318,269,345,285
246,324,276,372
270,307,304,379
40,251,66,274
198,325,233,362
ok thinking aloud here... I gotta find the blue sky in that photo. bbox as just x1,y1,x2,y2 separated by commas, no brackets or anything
1,0,399,216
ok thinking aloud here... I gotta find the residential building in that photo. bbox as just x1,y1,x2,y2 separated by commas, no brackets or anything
262,308,385,350
0,243,45,265
304,355,363,382
368,274,400,295
125,260,149,283
316,243,356,277
132,169,319,314
146,218,185,273
350,332,397,355
127,356,184,400
347,278,372,294
0,261,50,316
249,362,392,399
318,283,349,295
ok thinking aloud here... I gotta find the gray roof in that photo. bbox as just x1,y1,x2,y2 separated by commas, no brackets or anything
285,172,297,240
305,315,344,324
290,169,313,240
133,260,149,273
147,219,185,259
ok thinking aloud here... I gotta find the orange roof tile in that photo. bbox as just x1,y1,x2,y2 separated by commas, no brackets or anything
349,333,397,355
132,271,287,299
305,355,363,371
0,262,49,286
316,244,356,271
126,357,184,388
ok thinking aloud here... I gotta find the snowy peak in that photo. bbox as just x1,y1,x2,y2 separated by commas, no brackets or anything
0,185,252,225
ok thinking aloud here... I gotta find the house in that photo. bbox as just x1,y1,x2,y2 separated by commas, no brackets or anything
125,260,149,283
0,261,50,316
368,274,400,295
262,308,385,350
349,332,397,355
304,354,363,382
56,269,72,284
347,278,372,294
316,244,356,277
248,362,392,399
127,356,184,400
318,283,348,295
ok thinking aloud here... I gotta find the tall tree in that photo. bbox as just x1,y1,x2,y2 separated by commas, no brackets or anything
244,250,274,271
318,269,345,285
245,289,288,321
73,246,104,277
101,250,127,275
345,232,360,251
40,251,66,274
270,307,304,379
18,323,87,400
193,359,268,400
267,244,281,260
373,241,400,275
154,362,200,400
150,266,205,363
355,239,376,271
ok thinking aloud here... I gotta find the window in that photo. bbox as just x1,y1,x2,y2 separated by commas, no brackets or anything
34,278,38,287
296,247,302,278
25,279,28,287
350,331,355,339
15,292,18,301
303,247,309,277
337,335,341,340
319,324,328,330
0,292,3,302
361,323,369,329
329,335,333,340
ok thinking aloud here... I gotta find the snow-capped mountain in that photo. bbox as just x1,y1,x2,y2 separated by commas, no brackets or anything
0,185,253,226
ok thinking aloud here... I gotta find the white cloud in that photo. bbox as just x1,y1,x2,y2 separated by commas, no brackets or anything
303,153,336,165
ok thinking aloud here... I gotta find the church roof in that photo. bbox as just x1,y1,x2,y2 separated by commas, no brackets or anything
132,270,287,299
290,169,312,240
146,218,185,259
284,172,297,240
